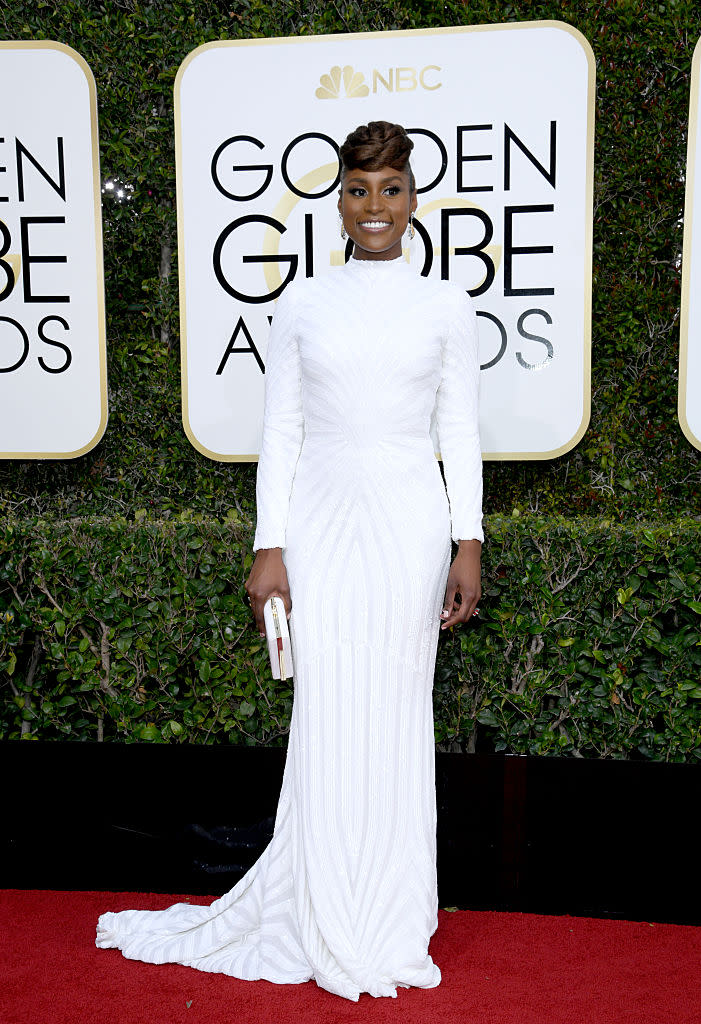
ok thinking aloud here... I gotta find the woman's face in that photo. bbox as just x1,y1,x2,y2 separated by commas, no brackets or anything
338,165,417,261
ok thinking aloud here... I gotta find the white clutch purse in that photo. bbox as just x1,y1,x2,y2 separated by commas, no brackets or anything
263,595,293,680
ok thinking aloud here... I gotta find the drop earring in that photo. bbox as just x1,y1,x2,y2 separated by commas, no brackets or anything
408,212,415,240
339,211,347,240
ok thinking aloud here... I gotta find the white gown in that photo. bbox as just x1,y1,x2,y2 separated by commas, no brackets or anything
96,254,483,1002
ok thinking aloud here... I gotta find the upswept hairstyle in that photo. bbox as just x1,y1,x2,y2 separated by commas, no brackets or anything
339,121,416,191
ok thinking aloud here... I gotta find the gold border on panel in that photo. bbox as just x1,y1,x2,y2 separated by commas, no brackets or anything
174,20,595,462
0,40,108,460
679,36,701,451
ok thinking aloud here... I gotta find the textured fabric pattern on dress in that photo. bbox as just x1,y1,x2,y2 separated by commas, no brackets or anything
96,256,483,1002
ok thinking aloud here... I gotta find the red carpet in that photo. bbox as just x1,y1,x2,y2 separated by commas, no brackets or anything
2,889,700,1024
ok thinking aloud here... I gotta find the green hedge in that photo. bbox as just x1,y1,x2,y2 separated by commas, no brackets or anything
0,1,700,757
0,0,699,519
2,516,699,760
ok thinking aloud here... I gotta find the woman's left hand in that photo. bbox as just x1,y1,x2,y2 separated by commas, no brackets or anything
441,539,482,630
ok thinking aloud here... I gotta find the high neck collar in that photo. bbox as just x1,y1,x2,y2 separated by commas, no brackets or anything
344,254,411,271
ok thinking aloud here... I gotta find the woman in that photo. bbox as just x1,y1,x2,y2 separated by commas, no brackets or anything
96,121,483,1002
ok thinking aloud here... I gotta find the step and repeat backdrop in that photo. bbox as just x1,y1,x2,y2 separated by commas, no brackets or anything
1,23,699,461
175,22,595,461
0,42,107,459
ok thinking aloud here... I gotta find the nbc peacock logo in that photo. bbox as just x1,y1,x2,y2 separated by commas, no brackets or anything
315,65,369,99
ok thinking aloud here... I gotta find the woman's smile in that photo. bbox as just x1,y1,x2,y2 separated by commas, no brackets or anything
358,220,392,231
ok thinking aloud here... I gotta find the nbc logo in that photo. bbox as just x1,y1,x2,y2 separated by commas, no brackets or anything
316,65,369,99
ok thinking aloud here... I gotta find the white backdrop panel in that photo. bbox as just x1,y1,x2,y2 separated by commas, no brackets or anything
176,22,594,461
680,36,701,451
0,42,107,458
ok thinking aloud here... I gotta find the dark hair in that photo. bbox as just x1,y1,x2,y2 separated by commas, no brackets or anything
339,120,415,191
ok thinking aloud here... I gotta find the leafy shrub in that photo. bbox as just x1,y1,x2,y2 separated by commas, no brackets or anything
0,1,699,757
2,516,699,759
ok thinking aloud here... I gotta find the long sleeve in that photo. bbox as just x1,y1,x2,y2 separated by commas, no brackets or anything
435,288,484,544
252,285,305,552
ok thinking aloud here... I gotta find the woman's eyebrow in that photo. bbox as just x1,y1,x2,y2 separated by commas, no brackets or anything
345,175,404,186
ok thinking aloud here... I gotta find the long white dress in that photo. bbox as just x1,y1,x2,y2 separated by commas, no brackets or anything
96,254,483,1002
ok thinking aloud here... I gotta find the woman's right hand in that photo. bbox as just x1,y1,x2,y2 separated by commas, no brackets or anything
244,548,292,636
